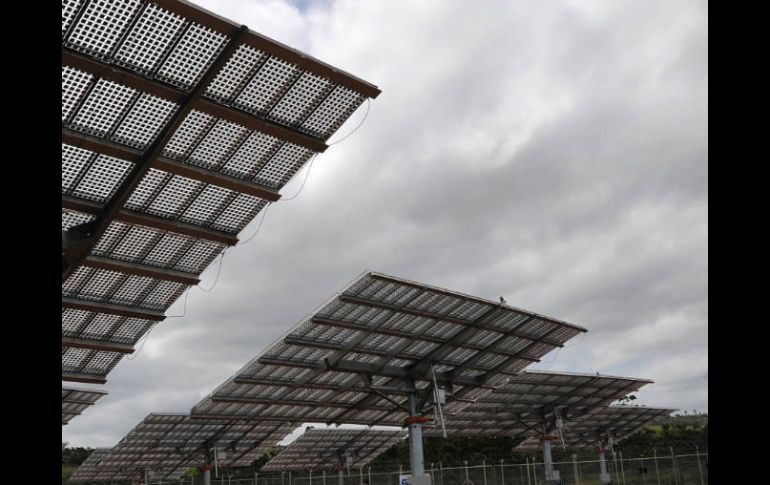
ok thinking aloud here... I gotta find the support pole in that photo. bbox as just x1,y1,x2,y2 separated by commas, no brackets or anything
653,449,660,485
482,460,487,485
541,435,559,484
203,468,211,485
360,467,364,485
670,447,679,485
407,392,426,479
323,470,326,485
525,457,531,485
310,469,313,485
572,453,580,485
338,467,344,485
598,449,611,485
695,446,705,485
619,451,626,485
499,459,505,485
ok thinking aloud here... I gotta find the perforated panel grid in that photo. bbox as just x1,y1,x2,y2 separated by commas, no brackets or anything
514,406,674,449
63,0,379,384
62,346,124,377
424,371,653,437
62,266,188,311
91,414,295,479
193,272,585,427
62,386,107,425
262,428,405,471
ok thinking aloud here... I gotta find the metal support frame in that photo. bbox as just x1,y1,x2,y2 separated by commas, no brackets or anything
62,25,250,283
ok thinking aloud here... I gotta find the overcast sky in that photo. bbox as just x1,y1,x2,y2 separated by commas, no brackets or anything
63,0,708,447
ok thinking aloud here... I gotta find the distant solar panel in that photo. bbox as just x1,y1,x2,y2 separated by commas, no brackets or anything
515,405,675,450
62,386,108,425
61,0,381,385
424,370,652,437
192,272,587,426
262,428,406,471
68,448,114,481
91,413,295,481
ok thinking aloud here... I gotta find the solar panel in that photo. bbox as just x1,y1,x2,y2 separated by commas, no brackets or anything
423,370,652,437
90,413,296,481
61,0,381,385
262,428,406,471
62,385,108,425
515,405,675,450
68,448,113,481
192,272,587,427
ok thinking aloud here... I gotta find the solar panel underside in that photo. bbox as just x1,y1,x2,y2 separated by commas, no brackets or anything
92,413,296,481
62,386,108,425
61,0,380,384
193,272,586,426
423,371,652,437
68,448,120,481
515,405,674,449
262,428,406,471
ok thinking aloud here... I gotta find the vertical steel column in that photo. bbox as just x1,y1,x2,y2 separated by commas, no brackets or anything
499,459,505,485
338,468,344,485
203,469,211,485
542,438,554,481
408,392,425,477
653,449,660,485
323,470,326,485
525,457,531,485
310,469,313,485
695,446,705,485
599,450,611,485
482,460,487,485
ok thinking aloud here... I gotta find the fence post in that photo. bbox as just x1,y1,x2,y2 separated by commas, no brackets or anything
572,453,580,485
499,459,504,485
439,462,443,485
532,456,537,485
525,457,531,485
323,470,326,485
619,451,626,485
368,467,372,485
668,447,678,485
653,449,660,485
482,460,487,485
695,446,705,485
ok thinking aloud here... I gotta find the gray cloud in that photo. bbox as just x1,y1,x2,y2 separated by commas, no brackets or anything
63,0,707,447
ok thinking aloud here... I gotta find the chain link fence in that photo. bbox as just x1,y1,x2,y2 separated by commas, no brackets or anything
148,450,707,485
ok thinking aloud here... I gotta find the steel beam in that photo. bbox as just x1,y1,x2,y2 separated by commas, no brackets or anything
62,296,166,321
62,371,108,385
62,336,135,354
83,255,199,285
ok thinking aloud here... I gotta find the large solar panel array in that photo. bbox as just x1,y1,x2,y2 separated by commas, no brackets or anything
61,0,381,386
62,385,108,425
192,272,587,426
262,428,406,471
72,413,297,482
423,371,652,437
515,405,675,450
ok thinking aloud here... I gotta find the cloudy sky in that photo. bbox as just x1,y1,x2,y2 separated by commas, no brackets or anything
63,0,708,447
